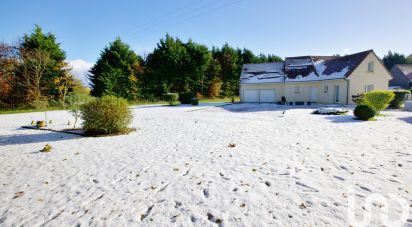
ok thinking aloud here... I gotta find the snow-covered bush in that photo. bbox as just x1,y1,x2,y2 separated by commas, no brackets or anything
363,90,394,113
80,96,132,135
354,104,375,120
312,107,349,115
390,90,410,108
162,93,179,106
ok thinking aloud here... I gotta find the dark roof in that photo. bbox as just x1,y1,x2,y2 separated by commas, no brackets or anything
240,50,376,83
284,50,373,80
394,64,412,80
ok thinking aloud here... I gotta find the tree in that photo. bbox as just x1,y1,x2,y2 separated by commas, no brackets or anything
18,49,51,103
21,25,67,97
0,42,18,106
54,65,76,107
90,38,143,100
406,54,412,64
382,51,407,70
144,34,211,97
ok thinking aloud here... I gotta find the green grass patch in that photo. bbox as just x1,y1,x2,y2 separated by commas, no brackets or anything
199,96,239,103
0,106,63,115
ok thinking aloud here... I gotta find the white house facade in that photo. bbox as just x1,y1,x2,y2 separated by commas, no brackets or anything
239,50,392,105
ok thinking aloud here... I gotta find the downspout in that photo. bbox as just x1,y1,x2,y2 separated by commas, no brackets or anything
345,78,350,105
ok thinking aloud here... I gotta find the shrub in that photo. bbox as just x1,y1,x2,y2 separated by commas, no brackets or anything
179,93,193,104
30,99,49,110
66,93,93,107
40,144,52,152
363,90,395,113
162,93,179,106
80,96,133,135
191,98,199,105
354,104,376,120
36,120,46,128
208,78,222,98
390,90,411,108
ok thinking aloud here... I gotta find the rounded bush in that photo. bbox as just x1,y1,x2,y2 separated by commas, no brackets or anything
191,98,199,105
363,90,395,113
354,104,376,120
390,90,411,108
179,93,193,104
162,93,179,105
80,96,132,135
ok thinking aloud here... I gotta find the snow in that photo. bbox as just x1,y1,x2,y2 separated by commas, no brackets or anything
405,101,412,112
1,103,412,226
241,62,285,84
285,60,350,82
241,73,284,83
313,107,349,115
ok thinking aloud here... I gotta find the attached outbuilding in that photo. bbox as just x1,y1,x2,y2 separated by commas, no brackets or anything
240,50,392,105
389,64,412,89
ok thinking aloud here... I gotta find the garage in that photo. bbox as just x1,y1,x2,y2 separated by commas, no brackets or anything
259,89,276,102
243,89,259,102
242,89,276,102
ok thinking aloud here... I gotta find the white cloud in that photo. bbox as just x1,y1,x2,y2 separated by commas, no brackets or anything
68,59,94,87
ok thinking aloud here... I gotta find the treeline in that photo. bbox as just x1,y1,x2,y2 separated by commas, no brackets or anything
1,26,283,108
90,34,283,101
0,25,88,109
8,25,410,108
382,51,412,70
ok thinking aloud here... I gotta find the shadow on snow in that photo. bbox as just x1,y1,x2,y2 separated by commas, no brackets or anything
0,129,81,146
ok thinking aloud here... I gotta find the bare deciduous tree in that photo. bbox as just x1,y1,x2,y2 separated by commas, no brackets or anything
19,49,51,102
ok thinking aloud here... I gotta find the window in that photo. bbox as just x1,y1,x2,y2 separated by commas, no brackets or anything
324,85,328,93
364,84,374,92
368,61,374,72
294,86,300,93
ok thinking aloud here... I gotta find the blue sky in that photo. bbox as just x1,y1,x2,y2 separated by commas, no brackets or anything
1,0,412,82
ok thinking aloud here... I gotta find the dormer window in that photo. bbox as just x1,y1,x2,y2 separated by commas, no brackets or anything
368,61,374,72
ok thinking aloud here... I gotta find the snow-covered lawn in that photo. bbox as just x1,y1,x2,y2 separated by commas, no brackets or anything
0,103,411,226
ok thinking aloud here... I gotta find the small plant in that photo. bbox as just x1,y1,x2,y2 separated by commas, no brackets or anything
354,104,376,120
66,93,93,128
390,90,411,108
40,144,52,152
228,143,236,148
231,97,235,103
363,90,395,113
68,109,81,128
49,120,53,124
162,93,179,106
36,120,46,128
191,98,199,105
352,94,365,104
80,95,133,135
31,120,35,125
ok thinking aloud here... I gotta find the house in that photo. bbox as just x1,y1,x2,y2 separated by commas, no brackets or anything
239,50,392,105
389,64,412,89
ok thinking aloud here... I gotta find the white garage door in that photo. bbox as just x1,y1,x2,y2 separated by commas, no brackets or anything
259,89,276,102
243,89,259,102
